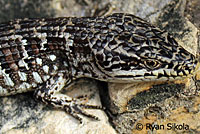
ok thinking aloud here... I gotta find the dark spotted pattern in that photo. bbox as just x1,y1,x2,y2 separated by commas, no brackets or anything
0,13,198,122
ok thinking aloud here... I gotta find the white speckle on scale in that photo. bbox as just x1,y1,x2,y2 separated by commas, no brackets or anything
43,75,50,81
0,65,15,87
2,69,14,87
18,71,27,81
14,35,23,40
18,82,31,90
0,65,2,75
39,33,47,50
43,65,49,74
53,65,58,70
21,45,29,58
33,72,43,83
18,59,29,70
36,58,42,65
0,86,6,95
14,24,21,29
21,39,28,45
66,39,74,47
49,55,56,61
32,82,37,88
64,33,70,40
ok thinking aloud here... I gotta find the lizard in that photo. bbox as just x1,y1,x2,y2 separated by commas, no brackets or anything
0,13,198,123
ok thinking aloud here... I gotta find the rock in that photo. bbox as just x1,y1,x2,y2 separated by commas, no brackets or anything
0,79,116,134
105,0,200,133
0,0,199,134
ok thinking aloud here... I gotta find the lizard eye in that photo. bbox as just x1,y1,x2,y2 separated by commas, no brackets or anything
144,60,160,69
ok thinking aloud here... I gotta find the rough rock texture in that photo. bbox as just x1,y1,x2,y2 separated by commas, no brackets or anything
185,0,200,29
0,0,200,134
0,79,116,134
104,0,200,134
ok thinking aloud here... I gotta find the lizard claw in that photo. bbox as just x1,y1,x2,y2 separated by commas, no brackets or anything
64,102,104,123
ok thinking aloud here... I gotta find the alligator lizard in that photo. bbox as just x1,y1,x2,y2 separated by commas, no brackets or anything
0,13,198,122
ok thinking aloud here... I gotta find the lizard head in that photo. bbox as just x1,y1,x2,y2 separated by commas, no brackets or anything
91,13,198,82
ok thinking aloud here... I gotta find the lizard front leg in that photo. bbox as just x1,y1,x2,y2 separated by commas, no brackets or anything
33,72,103,123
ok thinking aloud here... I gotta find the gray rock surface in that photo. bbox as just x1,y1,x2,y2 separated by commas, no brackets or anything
0,79,116,134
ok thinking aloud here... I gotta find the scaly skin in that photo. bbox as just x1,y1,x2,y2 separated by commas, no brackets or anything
0,13,198,122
